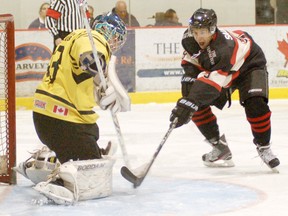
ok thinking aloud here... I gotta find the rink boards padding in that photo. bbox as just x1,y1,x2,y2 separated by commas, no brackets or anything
15,87,288,110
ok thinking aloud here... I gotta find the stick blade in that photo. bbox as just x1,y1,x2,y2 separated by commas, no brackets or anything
120,166,144,188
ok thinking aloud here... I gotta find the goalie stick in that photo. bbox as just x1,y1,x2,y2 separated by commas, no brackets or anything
79,2,131,169
121,118,178,188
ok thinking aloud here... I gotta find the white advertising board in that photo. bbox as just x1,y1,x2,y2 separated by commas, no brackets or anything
15,30,53,97
135,26,288,91
135,28,185,91
15,26,288,97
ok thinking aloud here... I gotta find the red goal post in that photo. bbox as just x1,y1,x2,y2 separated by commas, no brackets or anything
0,14,16,184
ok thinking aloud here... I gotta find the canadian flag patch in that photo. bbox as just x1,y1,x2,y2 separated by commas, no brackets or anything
53,105,68,116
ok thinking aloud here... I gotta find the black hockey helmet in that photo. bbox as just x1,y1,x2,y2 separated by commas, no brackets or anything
189,8,217,34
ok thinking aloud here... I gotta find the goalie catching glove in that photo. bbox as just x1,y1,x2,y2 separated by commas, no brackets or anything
170,98,199,128
79,50,130,114
95,80,122,113
94,55,131,114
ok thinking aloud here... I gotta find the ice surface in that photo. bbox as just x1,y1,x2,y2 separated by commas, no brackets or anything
1,99,288,216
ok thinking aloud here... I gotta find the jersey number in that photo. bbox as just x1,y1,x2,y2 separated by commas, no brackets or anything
46,45,65,84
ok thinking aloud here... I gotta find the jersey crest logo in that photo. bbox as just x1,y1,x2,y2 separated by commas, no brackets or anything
191,50,202,59
34,99,46,110
207,46,216,65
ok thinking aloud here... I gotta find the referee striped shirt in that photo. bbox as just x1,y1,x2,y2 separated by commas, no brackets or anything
46,0,88,39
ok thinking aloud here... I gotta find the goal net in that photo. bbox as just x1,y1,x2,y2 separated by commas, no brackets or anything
0,14,16,184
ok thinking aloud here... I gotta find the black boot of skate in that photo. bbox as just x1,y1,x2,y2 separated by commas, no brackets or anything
256,144,280,172
202,134,235,167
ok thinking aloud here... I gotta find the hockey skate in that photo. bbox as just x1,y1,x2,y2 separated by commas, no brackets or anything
256,145,280,173
202,134,235,168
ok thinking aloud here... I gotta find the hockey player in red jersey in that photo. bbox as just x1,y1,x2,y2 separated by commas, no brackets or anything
169,8,280,170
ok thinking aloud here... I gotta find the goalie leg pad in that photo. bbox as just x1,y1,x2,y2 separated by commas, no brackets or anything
61,158,116,201
25,166,59,185
35,157,117,204
13,162,30,179
13,146,60,184
33,182,75,205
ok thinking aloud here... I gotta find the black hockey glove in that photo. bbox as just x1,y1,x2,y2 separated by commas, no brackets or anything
170,98,198,128
181,75,195,97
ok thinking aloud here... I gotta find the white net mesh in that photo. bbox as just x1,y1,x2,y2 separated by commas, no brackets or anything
0,155,8,174
0,22,9,172
0,14,16,184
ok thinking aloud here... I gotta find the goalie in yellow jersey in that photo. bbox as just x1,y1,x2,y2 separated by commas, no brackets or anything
14,12,130,204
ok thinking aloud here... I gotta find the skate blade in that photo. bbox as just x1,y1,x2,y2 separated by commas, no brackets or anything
261,161,280,173
268,166,279,173
203,159,235,168
271,168,279,173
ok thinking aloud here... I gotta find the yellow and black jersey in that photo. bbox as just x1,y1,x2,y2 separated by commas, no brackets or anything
33,29,111,124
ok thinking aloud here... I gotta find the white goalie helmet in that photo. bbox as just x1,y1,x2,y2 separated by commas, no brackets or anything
91,12,127,53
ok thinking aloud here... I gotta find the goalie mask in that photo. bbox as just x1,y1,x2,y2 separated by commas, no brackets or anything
189,8,217,34
92,12,127,53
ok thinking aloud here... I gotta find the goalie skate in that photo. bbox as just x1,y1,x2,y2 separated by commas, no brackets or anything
202,134,235,168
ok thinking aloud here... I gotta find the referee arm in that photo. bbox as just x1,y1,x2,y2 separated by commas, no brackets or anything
46,0,63,46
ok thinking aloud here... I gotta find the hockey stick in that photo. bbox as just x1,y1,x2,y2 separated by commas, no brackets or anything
120,118,178,188
107,56,131,168
79,2,131,168
79,2,106,88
